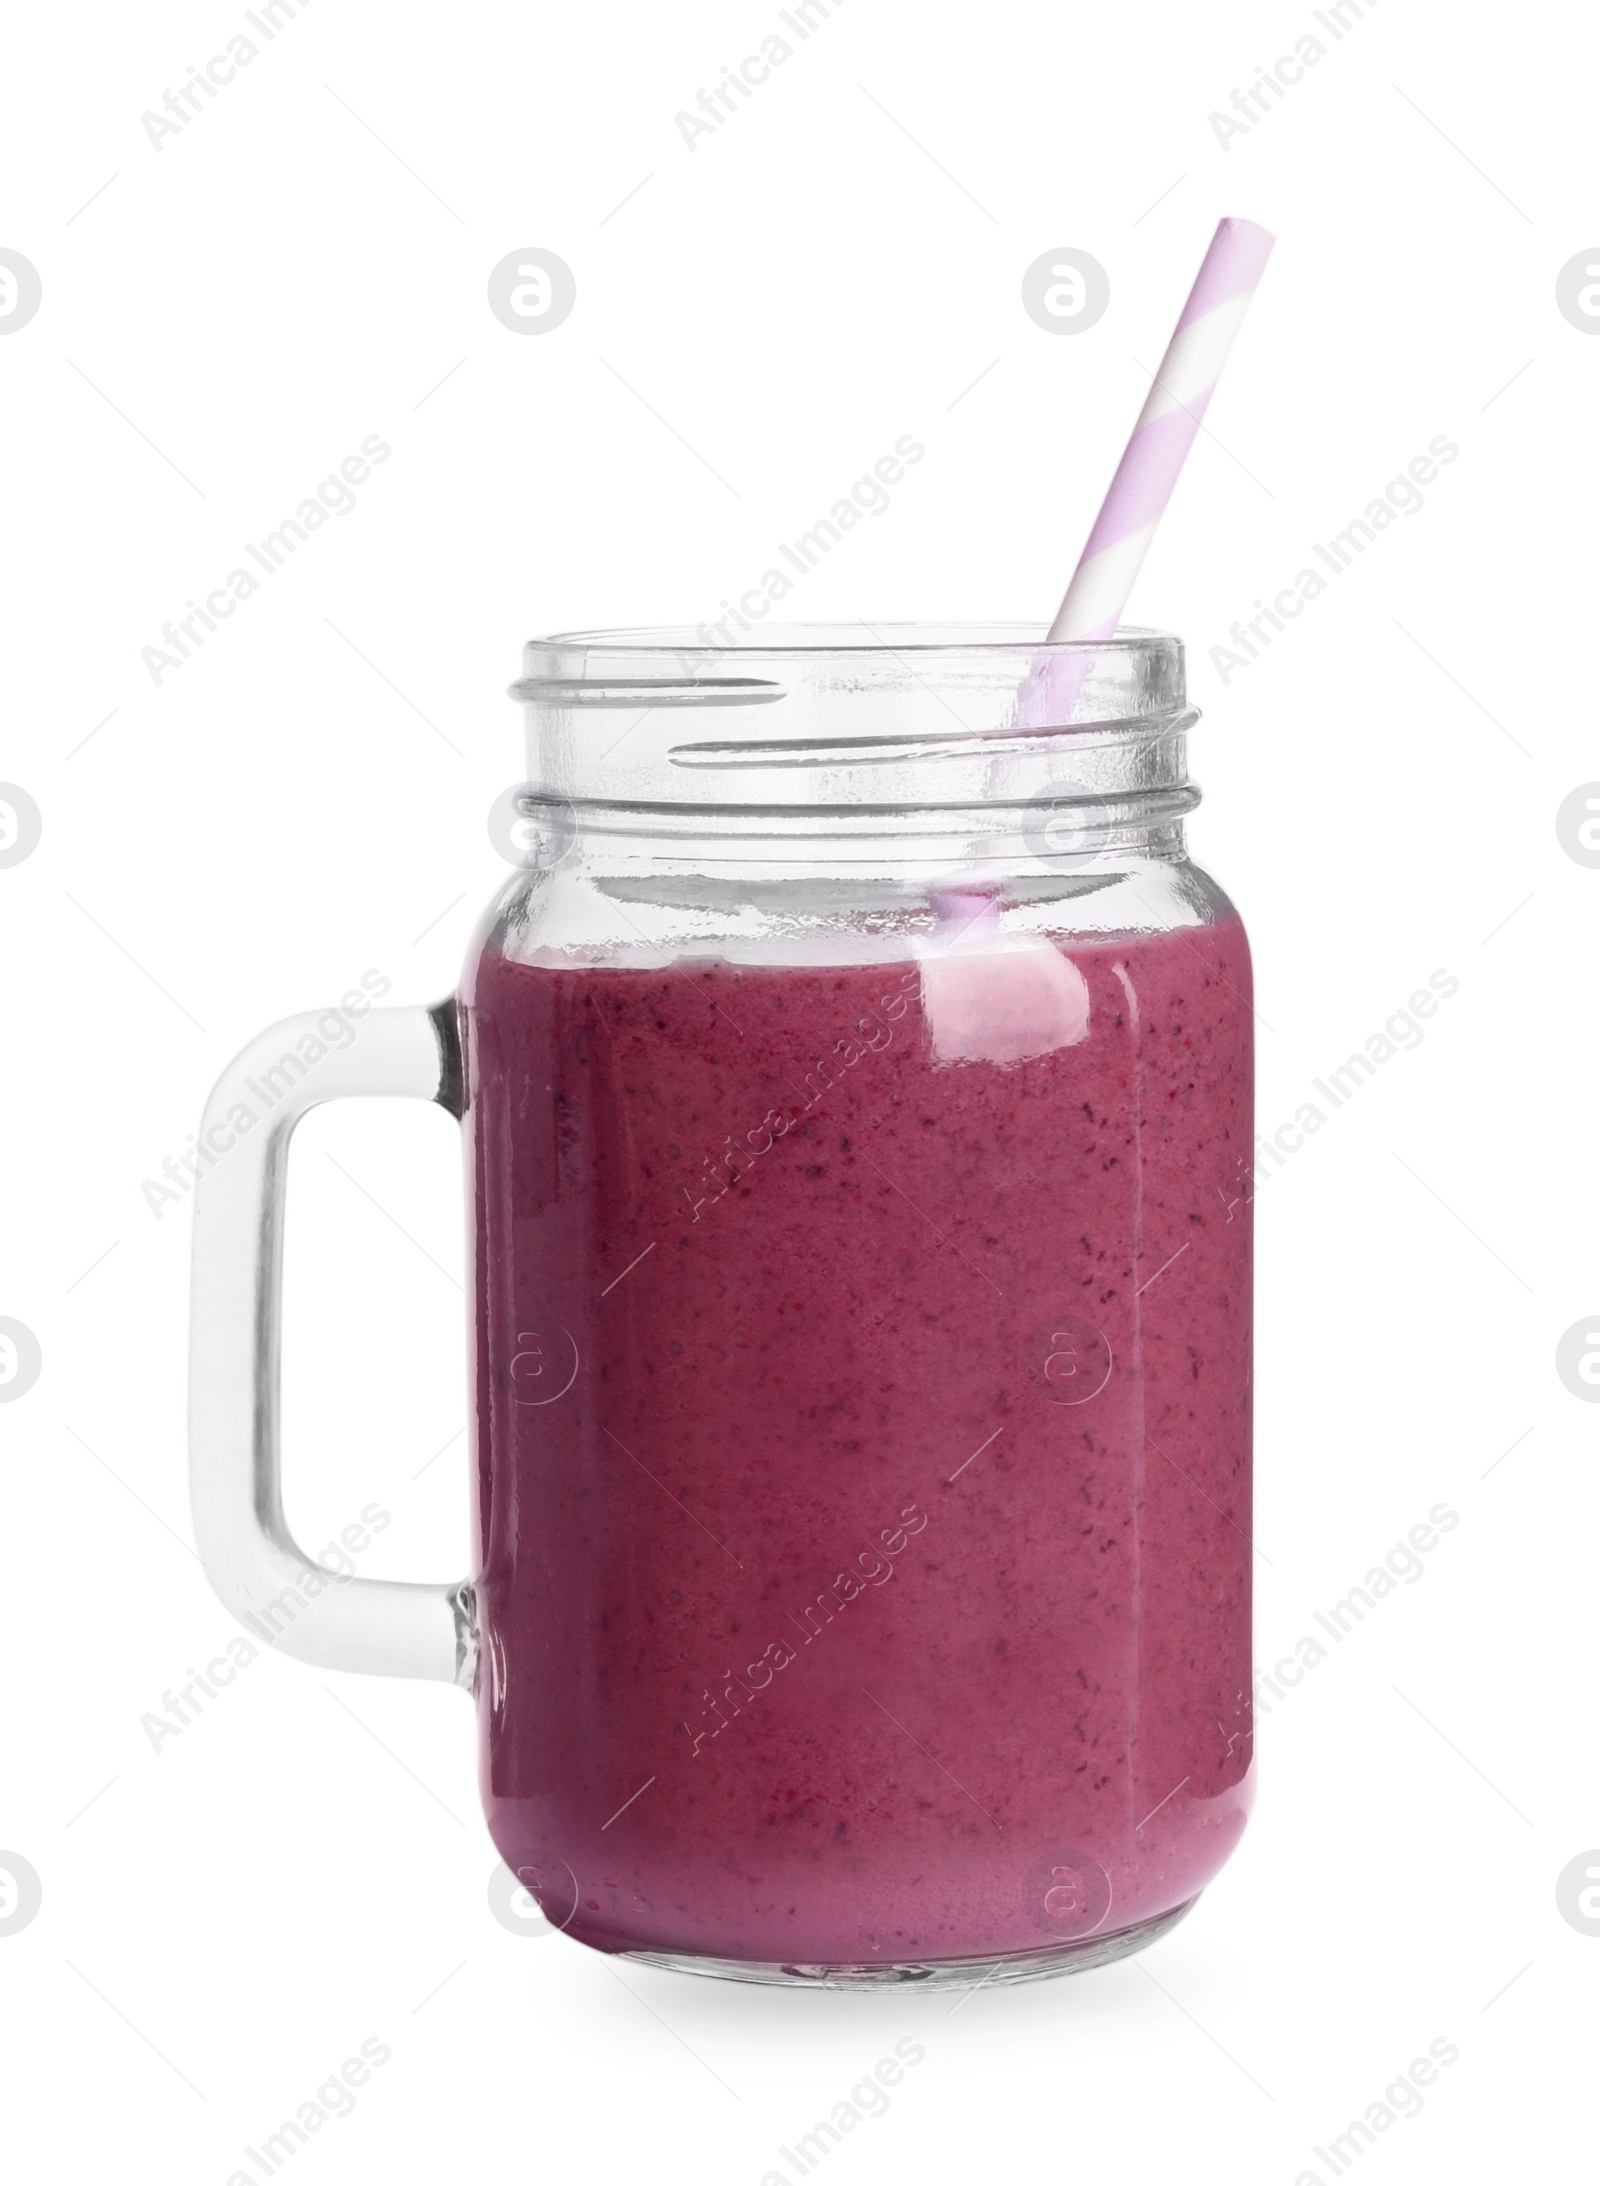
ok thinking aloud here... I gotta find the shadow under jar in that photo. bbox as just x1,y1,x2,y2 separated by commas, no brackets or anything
465,624,1254,1985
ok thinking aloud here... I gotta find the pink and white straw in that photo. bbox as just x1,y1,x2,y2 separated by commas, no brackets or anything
1046,216,1275,644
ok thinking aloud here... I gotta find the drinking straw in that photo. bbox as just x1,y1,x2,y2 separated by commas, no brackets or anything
1045,216,1275,646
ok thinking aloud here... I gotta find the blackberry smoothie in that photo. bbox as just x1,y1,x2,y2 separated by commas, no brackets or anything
461,914,1254,1969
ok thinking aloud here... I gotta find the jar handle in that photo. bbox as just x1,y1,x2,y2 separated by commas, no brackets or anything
188,1001,474,1686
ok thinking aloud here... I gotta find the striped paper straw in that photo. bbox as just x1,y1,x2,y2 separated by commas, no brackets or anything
1046,217,1275,645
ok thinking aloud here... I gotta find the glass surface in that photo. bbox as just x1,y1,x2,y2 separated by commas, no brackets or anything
459,625,1254,1977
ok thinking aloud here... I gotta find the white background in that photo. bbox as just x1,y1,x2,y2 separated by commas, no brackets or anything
1,0,1594,2179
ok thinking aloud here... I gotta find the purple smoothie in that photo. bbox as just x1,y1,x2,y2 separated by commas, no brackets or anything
460,914,1254,1967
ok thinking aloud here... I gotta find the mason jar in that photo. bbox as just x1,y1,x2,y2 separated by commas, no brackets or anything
190,623,1254,1988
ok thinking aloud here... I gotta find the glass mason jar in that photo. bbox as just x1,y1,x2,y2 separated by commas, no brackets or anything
190,623,1254,1989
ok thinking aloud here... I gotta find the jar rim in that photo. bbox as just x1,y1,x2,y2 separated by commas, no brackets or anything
524,620,1175,664
510,622,1191,816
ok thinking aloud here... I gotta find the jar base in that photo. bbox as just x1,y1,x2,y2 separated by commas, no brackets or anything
619,1894,1198,1990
